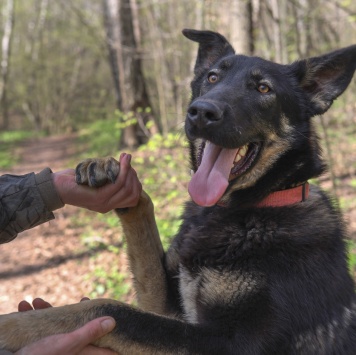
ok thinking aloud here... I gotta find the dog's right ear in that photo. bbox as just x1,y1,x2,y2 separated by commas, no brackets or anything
291,45,356,116
182,29,235,76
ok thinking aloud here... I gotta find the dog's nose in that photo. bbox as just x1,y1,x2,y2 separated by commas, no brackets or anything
187,100,224,129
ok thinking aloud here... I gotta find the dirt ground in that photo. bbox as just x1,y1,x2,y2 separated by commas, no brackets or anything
0,134,134,313
0,134,355,314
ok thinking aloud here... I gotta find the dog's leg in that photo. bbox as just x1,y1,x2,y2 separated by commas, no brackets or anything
116,191,169,315
0,299,230,354
76,157,169,315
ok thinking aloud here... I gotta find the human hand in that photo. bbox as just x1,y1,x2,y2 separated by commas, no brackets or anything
18,297,90,312
52,153,142,213
16,298,117,355
18,297,52,312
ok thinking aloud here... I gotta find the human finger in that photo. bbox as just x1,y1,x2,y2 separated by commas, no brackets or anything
108,167,142,209
114,153,132,189
63,316,116,353
18,300,33,312
32,298,52,310
54,168,76,177
15,318,117,355
121,168,142,207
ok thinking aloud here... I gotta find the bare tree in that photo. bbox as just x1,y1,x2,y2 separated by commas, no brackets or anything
228,0,254,55
22,0,48,132
0,0,15,129
103,0,125,111
103,0,155,149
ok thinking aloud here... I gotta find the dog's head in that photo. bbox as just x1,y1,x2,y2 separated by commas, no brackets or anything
183,29,356,207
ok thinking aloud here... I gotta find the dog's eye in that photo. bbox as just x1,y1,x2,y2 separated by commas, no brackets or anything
208,73,219,84
257,84,270,93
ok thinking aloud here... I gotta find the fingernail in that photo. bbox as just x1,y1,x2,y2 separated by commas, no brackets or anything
126,154,132,163
101,317,116,332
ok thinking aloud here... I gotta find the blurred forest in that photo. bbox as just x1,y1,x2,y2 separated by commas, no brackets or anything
1,0,356,207
0,0,355,143
1,0,356,308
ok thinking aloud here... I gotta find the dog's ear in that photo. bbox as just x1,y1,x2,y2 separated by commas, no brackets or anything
182,29,235,76
291,45,356,116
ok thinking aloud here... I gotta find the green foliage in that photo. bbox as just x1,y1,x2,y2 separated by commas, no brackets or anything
80,229,109,251
77,107,154,158
0,130,35,143
156,217,182,250
115,107,152,129
347,240,356,276
98,213,120,229
77,118,121,158
90,266,131,300
135,133,189,247
0,130,41,168
78,124,189,247
76,123,190,298
8,0,115,134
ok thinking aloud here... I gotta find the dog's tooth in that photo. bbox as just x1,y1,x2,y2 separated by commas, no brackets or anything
190,169,194,176
240,145,248,157
234,154,242,163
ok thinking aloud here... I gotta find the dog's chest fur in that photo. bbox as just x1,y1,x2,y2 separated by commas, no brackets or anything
179,265,201,323
172,188,356,347
175,200,276,326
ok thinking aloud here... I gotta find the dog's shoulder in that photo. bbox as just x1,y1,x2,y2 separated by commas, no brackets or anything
177,185,343,257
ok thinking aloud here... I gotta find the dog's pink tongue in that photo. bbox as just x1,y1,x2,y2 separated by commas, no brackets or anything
189,143,238,206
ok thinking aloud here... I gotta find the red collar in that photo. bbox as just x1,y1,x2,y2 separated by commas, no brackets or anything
255,182,309,208
217,182,309,208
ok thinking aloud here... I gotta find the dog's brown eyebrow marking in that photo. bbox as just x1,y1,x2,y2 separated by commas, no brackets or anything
220,59,232,70
251,69,263,78
250,69,274,88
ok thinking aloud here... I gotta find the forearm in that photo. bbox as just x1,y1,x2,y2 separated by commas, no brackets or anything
0,168,64,244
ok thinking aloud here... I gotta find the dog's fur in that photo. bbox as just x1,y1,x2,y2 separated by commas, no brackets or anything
1,30,356,354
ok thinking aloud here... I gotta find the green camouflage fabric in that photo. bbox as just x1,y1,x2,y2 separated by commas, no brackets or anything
0,168,64,244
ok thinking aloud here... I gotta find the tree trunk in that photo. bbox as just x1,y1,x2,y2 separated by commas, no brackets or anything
292,0,309,58
102,0,124,111
0,0,15,130
270,0,288,63
24,0,48,132
229,0,254,55
103,0,155,149
119,0,151,148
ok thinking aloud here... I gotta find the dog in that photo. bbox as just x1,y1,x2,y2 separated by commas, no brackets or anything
0,29,356,354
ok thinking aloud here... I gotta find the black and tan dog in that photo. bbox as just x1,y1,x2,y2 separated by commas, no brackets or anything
1,30,356,354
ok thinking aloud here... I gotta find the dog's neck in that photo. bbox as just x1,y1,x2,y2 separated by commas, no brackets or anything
217,182,309,208
255,182,309,208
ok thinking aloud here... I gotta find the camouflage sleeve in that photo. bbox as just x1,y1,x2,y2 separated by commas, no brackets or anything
0,168,64,244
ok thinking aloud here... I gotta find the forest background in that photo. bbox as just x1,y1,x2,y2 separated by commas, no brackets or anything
0,0,356,310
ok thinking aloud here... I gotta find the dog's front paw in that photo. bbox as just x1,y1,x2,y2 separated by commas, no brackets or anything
75,157,120,187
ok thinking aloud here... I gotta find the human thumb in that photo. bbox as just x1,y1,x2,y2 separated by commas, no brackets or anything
70,316,116,351
99,317,116,334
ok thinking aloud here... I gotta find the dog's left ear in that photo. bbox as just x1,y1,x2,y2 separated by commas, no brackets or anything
182,29,235,77
291,45,356,116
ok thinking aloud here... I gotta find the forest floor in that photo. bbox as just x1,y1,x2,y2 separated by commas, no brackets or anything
0,133,355,314
0,134,135,313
